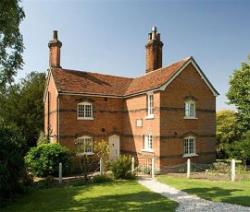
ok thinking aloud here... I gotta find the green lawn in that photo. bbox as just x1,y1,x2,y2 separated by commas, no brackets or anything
158,175,250,206
4,180,177,212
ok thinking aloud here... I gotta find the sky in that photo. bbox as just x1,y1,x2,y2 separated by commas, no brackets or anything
19,0,250,111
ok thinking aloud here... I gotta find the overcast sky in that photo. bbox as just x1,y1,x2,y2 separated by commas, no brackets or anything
20,0,250,110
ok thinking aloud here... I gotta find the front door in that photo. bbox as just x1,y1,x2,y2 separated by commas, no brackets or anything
109,135,120,160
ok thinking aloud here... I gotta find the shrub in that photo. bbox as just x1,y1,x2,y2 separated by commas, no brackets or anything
0,125,26,205
37,131,49,146
25,144,72,177
111,155,134,179
92,175,112,183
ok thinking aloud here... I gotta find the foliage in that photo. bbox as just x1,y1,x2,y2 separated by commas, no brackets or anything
25,144,72,177
91,175,112,184
76,139,110,180
216,110,239,158
0,0,25,89
0,124,26,205
3,181,178,212
111,155,134,179
227,55,250,133
37,131,49,146
226,131,250,165
0,72,46,148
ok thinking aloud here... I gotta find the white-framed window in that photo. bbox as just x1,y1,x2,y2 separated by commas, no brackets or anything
143,134,153,152
75,136,94,155
184,100,196,118
184,136,196,156
77,102,93,120
136,119,143,127
146,93,154,118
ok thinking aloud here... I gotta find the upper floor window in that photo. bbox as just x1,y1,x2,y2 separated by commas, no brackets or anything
75,136,94,155
184,136,196,156
146,93,154,118
184,100,196,118
77,102,93,120
143,134,153,152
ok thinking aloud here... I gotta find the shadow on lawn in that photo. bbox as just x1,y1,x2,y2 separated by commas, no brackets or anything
183,187,250,206
4,182,177,212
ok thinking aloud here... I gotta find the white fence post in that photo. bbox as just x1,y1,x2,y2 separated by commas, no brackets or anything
231,159,236,182
100,158,103,175
151,157,155,179
59,162,62,184
131,157,135,174
187,159,191,178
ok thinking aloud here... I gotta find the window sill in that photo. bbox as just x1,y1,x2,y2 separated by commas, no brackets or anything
77,117,94,120
76,152,94,157
145,115,155,120
184,116,198,120
141,149,154,153
183,153,198,158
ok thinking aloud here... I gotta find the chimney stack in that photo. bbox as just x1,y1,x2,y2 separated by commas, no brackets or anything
145,26,164,73
48,30,62,68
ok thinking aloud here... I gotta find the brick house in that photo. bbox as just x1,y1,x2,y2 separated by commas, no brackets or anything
44,27,219,172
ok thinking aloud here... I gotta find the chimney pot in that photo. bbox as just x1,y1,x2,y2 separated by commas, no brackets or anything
53,30,58,40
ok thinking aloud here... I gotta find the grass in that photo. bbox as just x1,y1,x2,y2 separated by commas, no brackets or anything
3,180,178,212
158,175,250,206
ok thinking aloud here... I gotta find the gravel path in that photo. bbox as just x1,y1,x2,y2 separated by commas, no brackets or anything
138,178,250,212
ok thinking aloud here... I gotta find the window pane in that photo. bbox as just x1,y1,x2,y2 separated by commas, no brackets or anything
85,105,92,117
78,105,85,117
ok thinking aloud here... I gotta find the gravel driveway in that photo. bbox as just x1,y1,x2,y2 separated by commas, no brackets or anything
138,178,250,212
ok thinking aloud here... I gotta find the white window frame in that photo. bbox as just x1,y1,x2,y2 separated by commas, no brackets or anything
142,134,153,152
136,119,143,127
146,92,154,119
184,100,197,119
183,136,197,157
75,136,94,155
77,102,94,120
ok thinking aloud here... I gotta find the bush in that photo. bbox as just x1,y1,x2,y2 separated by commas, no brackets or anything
25,144,72,177
37,131,49,146
92,175,112,183
111,155,134,179
0,125,26,205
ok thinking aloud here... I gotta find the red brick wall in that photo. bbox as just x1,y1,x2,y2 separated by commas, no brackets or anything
159,63,216,169
58,95,123,151
44,74,58,142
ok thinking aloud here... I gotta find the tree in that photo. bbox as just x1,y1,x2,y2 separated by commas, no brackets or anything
226,131,250,166
227,56,250,132
0,72,46,148
216,110,239,158
0,123,26,205
0,0,25,89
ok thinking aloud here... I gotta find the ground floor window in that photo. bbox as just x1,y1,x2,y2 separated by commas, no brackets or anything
143,134,153,151
184,136,196,156
75,136,93,155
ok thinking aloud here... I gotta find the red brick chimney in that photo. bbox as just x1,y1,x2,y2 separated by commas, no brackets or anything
48,30,62,68
145,26,164,73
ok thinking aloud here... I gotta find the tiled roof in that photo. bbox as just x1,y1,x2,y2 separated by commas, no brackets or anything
51,57,191,97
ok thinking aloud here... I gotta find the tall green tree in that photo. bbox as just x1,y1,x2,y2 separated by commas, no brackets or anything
227,56,250,132
0,72,46,148
0,0,25,89
216,110,239,158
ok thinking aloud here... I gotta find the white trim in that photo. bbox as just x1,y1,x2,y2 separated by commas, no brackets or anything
141,149,154,153
77,101,94,120
159,59,219,97
75,135,94,155
184,117,198,120
145,115,155,120
184,136,196,156
183,153,198,158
